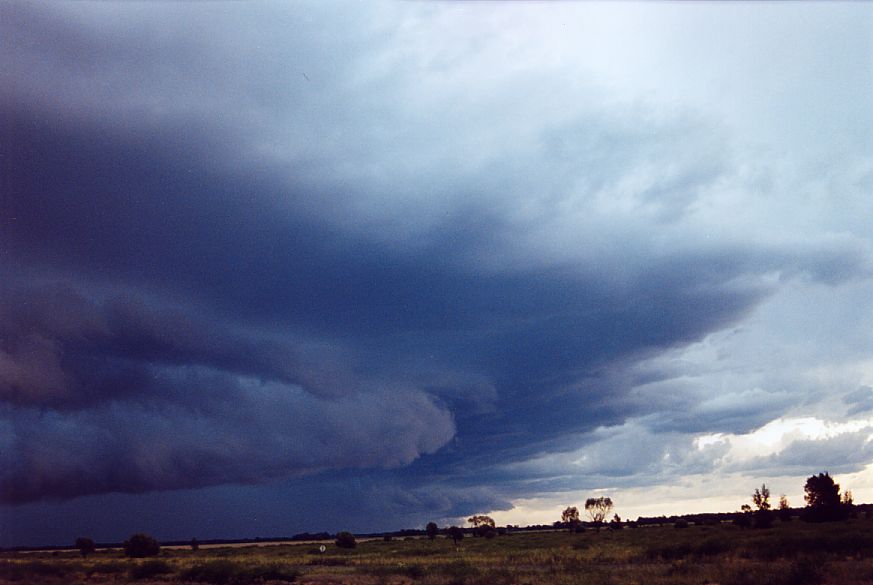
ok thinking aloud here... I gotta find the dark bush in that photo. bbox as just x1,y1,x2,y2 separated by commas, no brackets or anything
754,509,775,529
75,536,96,558
426,521,439,540
129,560,174,580
674,520,689,529
335,531,356,549
448,526,464,544
123,533,161,558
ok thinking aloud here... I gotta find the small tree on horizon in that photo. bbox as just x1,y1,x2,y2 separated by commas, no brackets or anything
778,495,792,522
467,515,495,528
123,533,160,558
752,483,774,528
335,531,356,549
561,506,580,531
585,497,614,531
75,537,95,558
425,522,439,540
448,526,464,545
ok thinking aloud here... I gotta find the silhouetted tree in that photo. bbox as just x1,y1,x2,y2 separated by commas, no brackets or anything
75,537,95,558
734,504,752,529
468,514,496,537
609,514,623,530
123,533,160,558
585,497,613,531
335,531,356,549
426,522,439,540
467,515,495,528
778,495,792,522
752,483,774,528
561,506,580,531
190,537,199,552
802,472,849,522
448,526,464,545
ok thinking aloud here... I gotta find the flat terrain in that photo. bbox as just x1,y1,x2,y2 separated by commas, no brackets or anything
3,518,873,585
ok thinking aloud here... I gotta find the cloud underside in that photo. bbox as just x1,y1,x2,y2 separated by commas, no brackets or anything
1,0,872,527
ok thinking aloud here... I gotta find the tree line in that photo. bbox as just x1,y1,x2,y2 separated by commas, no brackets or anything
71,470,861,558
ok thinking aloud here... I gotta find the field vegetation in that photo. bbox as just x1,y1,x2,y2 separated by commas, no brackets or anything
3,516,873,585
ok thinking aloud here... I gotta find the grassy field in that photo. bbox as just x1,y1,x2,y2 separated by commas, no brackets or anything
3,518,873,585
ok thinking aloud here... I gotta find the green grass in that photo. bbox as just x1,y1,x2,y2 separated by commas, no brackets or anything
2,519,873,583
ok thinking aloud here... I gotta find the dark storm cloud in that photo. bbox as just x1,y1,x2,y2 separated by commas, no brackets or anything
1,376,454,504
2,0,871,524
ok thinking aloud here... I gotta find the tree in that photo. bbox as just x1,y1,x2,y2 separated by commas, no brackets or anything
561,506,580,531
426,522,439,540
123,533,160,558
585,497,614,530
467,514,496,537
752,483,774,528
448,526,464,545
842,490,854,506
734,504,753,529
802,472,849,522
467,515,495,528
335,531,356,549
752,484,771,510
609,514,623,530
778,495,792,522
804,472,840,508
75,537,95,558
190,537,199,552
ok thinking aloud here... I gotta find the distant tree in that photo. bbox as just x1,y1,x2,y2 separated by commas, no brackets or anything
752,484,774,528
802,472,849,522
448,526,464,545
190,538,199,552
734,504,752,529
123,533,160,558
426,522,439,540
561,506,580,531
585,497,614,531
842,490,854,506
467,514,496,537
778,495,792,522
335,531,356,549
75,537,95,558
467,515,495,528
609,514,623,530
752,484,771,510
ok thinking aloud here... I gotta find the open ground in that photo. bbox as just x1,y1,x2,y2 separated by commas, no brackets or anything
3,518,873,585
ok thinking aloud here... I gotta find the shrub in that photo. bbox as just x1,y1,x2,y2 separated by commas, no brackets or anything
75,536,96,558
674,520,689,529
335,531,356,549
448,526,464,544
129,559,174,580
123,533,160,558
426,521,439,540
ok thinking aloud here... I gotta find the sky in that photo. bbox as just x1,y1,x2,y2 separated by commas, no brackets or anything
2,1,873,547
